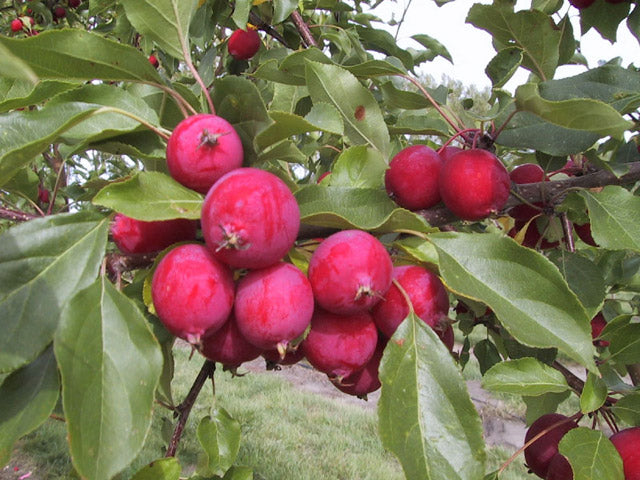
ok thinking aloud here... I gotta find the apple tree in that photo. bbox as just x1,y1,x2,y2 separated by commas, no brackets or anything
0,0,639,479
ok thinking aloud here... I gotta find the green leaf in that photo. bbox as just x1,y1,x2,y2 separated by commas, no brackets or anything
523,391,571,426
628,4,640,45
388,110,450,136
274,0,298,23
255,106,343,150
0,79,78,113
254,49,332,86
0,30,162,83
0,43,38,84
486,48,523,89
0,346,59,467
496,109,599,156
473,339,502,376
328,146,386,188
429,232,597,371
559,427,624,480
356,26,414,70
258,140,307,165
580,0,631,42
93,172,204,221
305,61,390,157
612,391,640,425
296,185,433,233
222,466,253,480
131,457,181,480
603,319,640,364
54,277,162,480
0,212,108,373
232,0,251,29
515,83,633,138
481,358,569,396
49,84,160,145
379,313,486,480
0,104,98,186
581,186,640,252
392,236,440,267
548,251,606,319
466,5,561,80
344,60,407,77
121,0,199,60
93,131,167,172
580,372,608,413
411,34,453,63
196,408,242,476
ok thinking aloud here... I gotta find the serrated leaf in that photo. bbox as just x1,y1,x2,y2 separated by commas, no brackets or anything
473,339,502,376
232,0,252,28
559,428,624,480
612,391,640,425
388,110,450,136
255,105,343,151
0,79,77,113
515,83,633,138
604,321,640,364
121,0,199,60
548,251,606,319
305,61,390,157
523,391,571,426
379,81,448,110
196,408,241,476
496,109,599,156
429,232,597,371
355,26,414,70
295,185,433,233
328,146,386,188
486,48,523,89
0,346,59,467
344,60,407,77
580,371,608,413
0,30,162,82
0,212,108,373
628,4,640,44
131,457,181,480
0,43,38,84
392,236,440,266
274,0,298,23
379,313,486,480
93,172,203,221
54,277,162,480
482,358,569,396
581,186,640,252
467,5,560,80
580,0,631,42
411,34,453,63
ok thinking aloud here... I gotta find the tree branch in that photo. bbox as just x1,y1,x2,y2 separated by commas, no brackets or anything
249,11,290,48
553,361,617,406
0,206,39,222
291,10,317,48
165,360,216,458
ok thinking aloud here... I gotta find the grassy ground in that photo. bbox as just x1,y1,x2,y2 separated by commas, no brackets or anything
9,347,533,480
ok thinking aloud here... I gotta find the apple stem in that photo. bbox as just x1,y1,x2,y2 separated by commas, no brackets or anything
147,82,197,118
165,360,216,458
491,110,518,142
438,128,481,151
560,213,576,253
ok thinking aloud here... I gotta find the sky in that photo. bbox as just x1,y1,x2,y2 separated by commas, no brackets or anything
368,0,640,91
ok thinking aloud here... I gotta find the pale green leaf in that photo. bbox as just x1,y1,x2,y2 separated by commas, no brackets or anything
55,277,162,480
482,358,569,396
130,457,181,480
580,372,608,413
93,171,204,221
559,428,624,480
429,232,597,371
328,146,387,188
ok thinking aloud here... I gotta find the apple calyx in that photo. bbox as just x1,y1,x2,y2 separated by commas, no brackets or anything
198,129,230,148
215,225,250,252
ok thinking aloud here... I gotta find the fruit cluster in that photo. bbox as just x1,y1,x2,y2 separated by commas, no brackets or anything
384,144,511,221
523,414,640,480
8,0,82,35
110,114,456,397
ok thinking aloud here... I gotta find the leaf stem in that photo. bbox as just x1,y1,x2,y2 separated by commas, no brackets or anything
399,74,462,133
171,2,215,115
165,360,216,457
96,106,171,141
146,82,197,117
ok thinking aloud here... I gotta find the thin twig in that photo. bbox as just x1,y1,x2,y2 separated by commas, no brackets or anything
250,11,290,48
560,212,575,253
165,360,216,457
400,74,462,133
0,207,38,222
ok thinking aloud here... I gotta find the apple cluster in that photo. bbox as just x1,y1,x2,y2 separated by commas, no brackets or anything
523,414,640,480
8,0,82,35
109,114,456,398
384,144,511,221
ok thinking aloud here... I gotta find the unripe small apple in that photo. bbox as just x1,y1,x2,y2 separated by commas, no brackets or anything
439,149,511,221
228,28,261,60
53,6,66,18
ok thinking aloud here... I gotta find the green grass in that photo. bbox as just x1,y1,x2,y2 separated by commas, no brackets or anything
12,347,533,480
